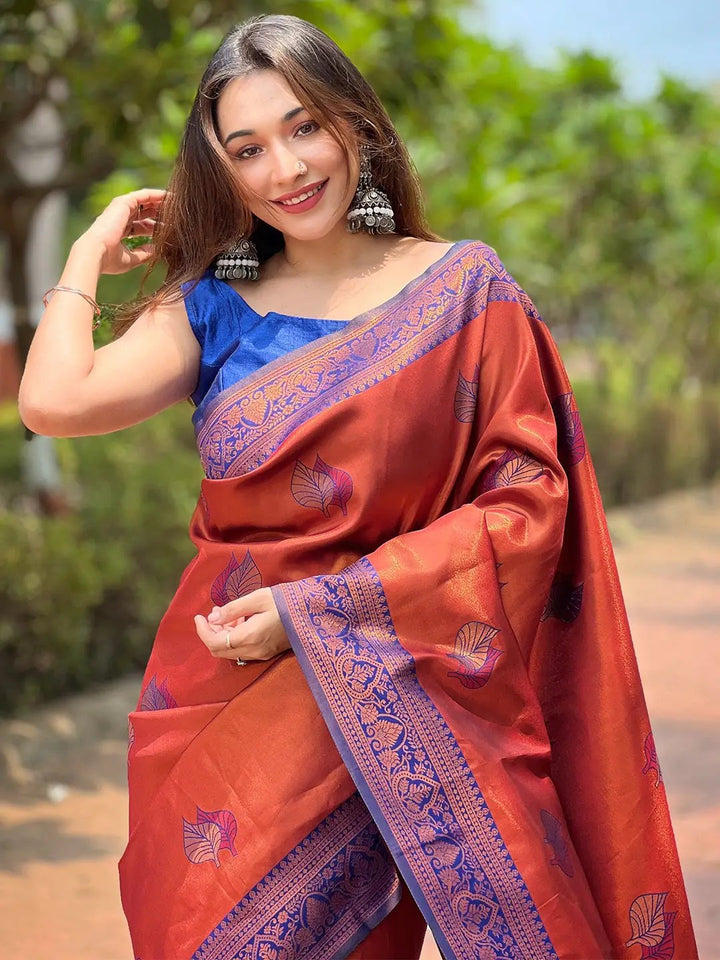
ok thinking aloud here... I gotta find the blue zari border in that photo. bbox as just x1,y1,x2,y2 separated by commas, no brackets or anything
191,793,401,960
273,560,558,960
196,242,532,479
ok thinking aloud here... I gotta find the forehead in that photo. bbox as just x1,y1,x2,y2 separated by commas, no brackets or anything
215,70,303,135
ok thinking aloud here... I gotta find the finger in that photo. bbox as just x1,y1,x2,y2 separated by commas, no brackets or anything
119,246,154,270
208,589,269,625
119,188,167,204
133,217,158,233
204,614,245,635
194,616,240,658
194,614,220,652
194,615,254,660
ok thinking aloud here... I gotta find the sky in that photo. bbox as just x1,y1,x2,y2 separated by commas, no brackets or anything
468,0,720,98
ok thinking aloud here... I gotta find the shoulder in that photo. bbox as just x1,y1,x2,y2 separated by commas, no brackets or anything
180,269,228,345
452,240,543,323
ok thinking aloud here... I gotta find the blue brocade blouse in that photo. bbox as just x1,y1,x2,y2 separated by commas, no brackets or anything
182,271,347,420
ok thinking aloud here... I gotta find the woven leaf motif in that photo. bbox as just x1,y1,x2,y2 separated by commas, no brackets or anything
291,460,334,516
494,452,545,487
313,455,354,516
540,809,574,877
454,366,479,423
448,621,503,689
642,912,676,960
541,574,584,623
211,551,262,606
642,732,663,788
481,448,544,491
140,675,176,711
626,893,669,948
553,392,586,465
183,818,221,867
196,806,238,856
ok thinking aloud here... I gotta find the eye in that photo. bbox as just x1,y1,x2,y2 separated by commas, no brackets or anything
235,145,261,161
296,120,319,137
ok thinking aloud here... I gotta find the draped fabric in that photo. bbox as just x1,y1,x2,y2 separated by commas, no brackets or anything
120,241,696,960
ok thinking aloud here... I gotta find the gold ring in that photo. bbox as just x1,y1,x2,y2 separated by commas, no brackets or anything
225,630,232,650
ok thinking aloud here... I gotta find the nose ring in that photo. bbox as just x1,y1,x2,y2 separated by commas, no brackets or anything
297,160,308,175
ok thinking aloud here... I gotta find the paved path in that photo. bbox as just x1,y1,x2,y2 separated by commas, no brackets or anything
0,486,717,959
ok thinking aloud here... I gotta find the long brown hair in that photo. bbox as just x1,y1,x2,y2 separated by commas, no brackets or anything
114,14,440,334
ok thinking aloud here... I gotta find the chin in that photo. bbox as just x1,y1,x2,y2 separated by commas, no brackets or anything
273,216,349,244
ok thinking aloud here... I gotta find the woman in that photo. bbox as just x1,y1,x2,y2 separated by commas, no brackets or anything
19,14,696,960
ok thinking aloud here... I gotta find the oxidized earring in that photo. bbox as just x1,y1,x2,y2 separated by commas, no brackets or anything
214,237,260,281
347,146,395,235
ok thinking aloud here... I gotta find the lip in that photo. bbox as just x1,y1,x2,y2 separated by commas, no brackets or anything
272,179,328,213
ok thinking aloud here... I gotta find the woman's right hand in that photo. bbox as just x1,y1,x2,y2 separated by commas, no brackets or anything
79,188,167,275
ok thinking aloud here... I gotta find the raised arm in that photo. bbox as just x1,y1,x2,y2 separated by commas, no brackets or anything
18,189,201,438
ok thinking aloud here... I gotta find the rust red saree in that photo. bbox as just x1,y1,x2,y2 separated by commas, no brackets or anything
120,241,697,960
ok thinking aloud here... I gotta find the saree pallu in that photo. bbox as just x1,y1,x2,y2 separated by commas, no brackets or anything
120,241,697,960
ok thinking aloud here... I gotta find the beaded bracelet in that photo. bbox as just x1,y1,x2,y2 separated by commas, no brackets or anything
42,285,102,330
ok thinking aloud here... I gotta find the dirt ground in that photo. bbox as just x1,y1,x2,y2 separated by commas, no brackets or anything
0,485,717,960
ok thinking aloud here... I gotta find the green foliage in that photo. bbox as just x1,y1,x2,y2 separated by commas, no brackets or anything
0,404,201,713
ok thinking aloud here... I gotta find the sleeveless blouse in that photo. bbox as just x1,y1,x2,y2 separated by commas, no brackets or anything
183,271,347,417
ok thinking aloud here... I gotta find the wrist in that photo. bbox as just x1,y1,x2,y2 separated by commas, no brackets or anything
70,233,109,268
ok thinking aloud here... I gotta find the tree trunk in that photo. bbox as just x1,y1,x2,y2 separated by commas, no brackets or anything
2,100,70,515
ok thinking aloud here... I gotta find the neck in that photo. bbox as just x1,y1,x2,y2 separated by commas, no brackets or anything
278,221,400,278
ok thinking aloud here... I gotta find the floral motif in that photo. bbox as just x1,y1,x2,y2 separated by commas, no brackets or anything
211,550,262,607
454,365,479,422
140,675,177,711
641,732,663,788
626,892,676,959
291,456,353,517
183,806,238,868
447,620,503,689
540,574,584,623
539,810,574,878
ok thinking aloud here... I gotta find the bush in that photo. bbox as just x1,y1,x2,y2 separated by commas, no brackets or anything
0,403,200,713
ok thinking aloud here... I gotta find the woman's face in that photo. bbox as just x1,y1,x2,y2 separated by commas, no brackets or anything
215,69,359,242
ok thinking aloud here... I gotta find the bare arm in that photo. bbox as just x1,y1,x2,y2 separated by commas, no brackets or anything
18,189,201,437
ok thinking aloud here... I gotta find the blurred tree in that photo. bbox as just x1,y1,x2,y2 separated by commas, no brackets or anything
0,0,467,510
1,0,468,365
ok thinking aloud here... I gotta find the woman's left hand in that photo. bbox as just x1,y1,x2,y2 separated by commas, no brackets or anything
194,588,292,663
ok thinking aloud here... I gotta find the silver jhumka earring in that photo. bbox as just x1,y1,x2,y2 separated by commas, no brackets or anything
214,238,260,281
347,146,395,235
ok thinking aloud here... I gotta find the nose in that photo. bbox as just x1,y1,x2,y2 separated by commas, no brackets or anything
270,141,304,185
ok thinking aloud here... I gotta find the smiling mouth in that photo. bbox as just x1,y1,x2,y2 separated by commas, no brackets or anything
273,180,328,206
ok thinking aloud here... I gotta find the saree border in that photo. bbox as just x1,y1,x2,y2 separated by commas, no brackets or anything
191,792,401,960
196,242,520,480
273,560,558,960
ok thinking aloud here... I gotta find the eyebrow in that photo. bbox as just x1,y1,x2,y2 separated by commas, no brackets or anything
222,106,308,147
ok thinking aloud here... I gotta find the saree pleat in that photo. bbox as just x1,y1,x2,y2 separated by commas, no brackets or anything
121,241,696,960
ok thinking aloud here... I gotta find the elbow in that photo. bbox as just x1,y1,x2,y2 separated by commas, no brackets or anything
18,385,76,438
18,398,62,438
